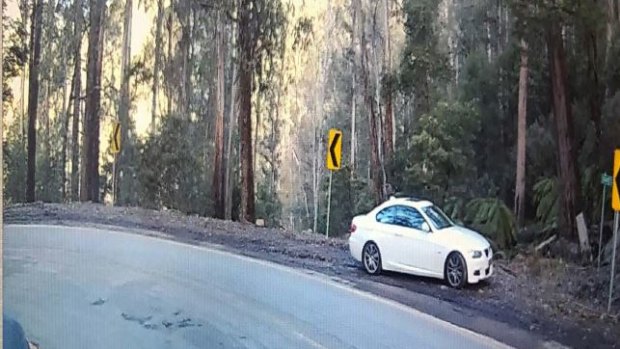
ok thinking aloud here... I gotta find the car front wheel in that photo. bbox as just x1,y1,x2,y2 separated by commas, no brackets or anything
445,252,467,288
362,242,382,275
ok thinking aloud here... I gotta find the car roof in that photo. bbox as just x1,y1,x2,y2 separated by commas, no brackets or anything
381,196,434,209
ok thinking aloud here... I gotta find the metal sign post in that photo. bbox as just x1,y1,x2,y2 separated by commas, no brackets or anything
110,122,121,206
112,154,117,206
609,212,619,313
599,174,612,270
607,150,620,313
326,171,333,238
325,129,343,238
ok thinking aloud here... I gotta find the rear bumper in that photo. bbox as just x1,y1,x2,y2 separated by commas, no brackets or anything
348,235,363,262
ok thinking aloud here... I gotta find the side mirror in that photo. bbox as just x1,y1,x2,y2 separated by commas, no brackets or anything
421,222,431,233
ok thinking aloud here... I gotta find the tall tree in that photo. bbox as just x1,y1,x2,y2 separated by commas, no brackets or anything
81,0,106,202
237,0,256,222
212,9,226,218
382,0,394,172
26,0,43,203
547,13,581,238
514,39,528,227
117,0,133,204
350,0,358,173
70,0,83,201
151,0,164,132
60,22,71,200
225,6,238,221
360,13,382,205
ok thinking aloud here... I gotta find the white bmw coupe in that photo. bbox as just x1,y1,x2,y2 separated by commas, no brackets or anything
348,197,493,288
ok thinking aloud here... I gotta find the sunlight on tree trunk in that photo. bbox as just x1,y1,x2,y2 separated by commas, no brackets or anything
514,39,528,227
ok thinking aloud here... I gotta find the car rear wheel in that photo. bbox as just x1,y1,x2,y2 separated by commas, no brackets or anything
445,252,467,288
362,242,382,275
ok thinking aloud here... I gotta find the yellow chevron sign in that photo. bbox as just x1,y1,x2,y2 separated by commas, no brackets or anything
111,122,121,155
613,149,620,211
326,129,342,171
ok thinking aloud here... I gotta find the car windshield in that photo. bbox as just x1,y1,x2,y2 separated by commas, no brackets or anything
422,205,453,230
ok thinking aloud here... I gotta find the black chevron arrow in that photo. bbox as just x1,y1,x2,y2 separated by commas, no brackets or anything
113,124,120,151
330,132,341,169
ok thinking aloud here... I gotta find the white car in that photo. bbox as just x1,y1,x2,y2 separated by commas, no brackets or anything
348,197,493,288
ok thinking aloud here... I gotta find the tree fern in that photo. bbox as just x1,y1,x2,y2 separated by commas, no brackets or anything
533,177,559,232
464,198,517,250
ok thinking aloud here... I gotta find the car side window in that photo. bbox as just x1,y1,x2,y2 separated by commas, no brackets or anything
401,207,426,231
376,206,397,224
376,205,426,231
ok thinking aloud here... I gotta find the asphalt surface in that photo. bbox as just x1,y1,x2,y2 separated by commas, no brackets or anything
4,225,513,349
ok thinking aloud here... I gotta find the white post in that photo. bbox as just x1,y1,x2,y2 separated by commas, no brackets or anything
599,187,607,270
326,170,333,238
608,212,619,313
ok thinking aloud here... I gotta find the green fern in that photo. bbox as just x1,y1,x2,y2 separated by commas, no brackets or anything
464,198,517,250
533,177,559,232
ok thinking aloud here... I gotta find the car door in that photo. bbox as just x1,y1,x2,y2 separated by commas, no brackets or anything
371,205,402,270
392,206,437,274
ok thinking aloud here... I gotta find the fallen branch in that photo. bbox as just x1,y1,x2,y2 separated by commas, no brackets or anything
497,264,517,277
573,301,599,316
535,234,557,252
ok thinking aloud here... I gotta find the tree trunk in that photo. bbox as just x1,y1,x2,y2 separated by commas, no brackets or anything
117,0,133,205
586,24,602,141
350,0,358,174
514,39,528,227
70,0,83,201
81,0,106,202
26,0,43,203
212,10,226,219
151,0,164,132
548,20,581,238
20,0,28,148
166,9,173,116
238,0,255,223
382,0,393,177
225,11,237,221
361,26,382,205
61,44,71,201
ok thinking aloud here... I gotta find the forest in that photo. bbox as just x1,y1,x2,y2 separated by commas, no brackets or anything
2,0,620,255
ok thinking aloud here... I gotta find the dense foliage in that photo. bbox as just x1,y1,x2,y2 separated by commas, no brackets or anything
3,0,620,253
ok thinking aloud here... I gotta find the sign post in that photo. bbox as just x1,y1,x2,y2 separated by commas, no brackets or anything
608,149,620,313
110,122,121,206
325,129,342,238
599,173,613,270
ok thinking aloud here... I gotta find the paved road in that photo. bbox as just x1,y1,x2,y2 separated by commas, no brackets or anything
4,225,512,349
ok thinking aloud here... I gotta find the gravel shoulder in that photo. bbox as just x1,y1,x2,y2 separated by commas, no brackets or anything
4,203,619,349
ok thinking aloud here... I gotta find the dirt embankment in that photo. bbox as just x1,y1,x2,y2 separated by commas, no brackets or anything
4,202,620,349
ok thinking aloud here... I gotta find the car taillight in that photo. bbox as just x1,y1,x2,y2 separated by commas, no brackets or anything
349,223,357,233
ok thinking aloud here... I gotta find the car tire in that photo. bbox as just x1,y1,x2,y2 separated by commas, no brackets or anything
362,242,382,275
444,252,468,289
